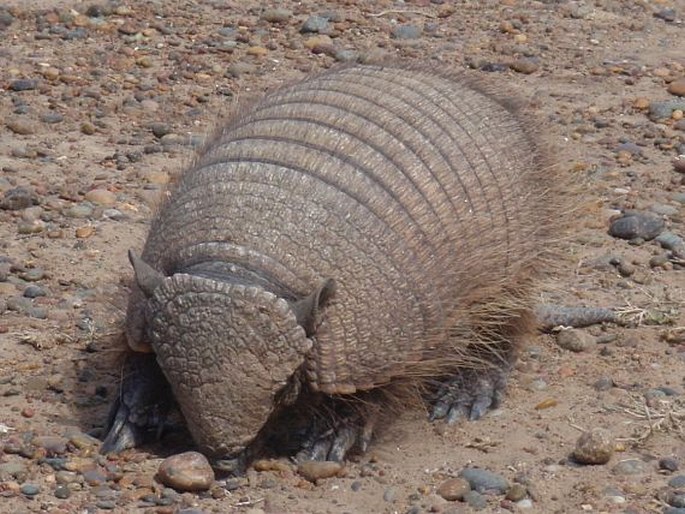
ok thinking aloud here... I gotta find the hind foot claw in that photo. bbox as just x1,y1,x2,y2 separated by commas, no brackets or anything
101,352,176,454
430,367,509,424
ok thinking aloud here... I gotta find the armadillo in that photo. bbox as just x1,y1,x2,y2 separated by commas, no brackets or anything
101,63,559,470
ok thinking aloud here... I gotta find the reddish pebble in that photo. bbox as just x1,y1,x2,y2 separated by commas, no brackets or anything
21,407,35,418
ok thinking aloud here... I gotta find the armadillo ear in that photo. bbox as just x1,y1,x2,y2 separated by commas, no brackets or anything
128,249,164,298
291,278,336,336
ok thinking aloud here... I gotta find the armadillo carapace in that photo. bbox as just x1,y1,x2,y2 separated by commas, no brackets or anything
101,63,557,470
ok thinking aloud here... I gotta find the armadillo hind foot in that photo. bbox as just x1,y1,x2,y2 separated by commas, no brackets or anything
430,366,509,424
101,353,177,454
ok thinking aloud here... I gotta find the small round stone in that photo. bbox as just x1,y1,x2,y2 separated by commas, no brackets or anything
612,459,647,475
84,189,116,206
157,451,215,492
510,58,539,74
301,15,330,34
54,485,71,499
261,8,292,23
669,475,685,488
659,458,679,472
437,477,470,501
391,24,422,40
297,460,343,482
557,329,595,352
573,428,614,465
20,483,40,496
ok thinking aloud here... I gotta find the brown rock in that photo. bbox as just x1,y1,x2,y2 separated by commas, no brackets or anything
297,461,343,482
668,78,685,97
157,451,214,492
510,58,539,74
437,477,471,501
84,189,116,206
7,118,36,135
572,428,614,465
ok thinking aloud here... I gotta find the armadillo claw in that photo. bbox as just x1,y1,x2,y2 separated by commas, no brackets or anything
429,367,508,424
294,407,377,463
100,353,175,454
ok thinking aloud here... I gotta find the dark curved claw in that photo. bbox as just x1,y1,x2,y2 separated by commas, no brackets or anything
294,402,377,463
430,367,509,424
100,352,176,454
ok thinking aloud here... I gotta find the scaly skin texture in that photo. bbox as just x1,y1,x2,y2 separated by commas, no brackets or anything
104,63,560,466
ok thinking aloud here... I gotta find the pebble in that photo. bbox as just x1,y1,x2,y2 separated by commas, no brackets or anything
63,204,94,218
17,220,45,234
458,468,509,494
506,483,527,501
297,460,343,482
7,296,33,313
437,477,470,501
649,100,685,121
83,469,107,486
1,186,36,210
84,189,116,206
10,79,38,91
654,8,677,22
392,24,422,40
23,285,46,298
81,122,96,135
157,451,214,492
609,211,664,241
20,268,45,282
383,487,397,502
671,493,685,509
0,462,28,480
301,15,330,34
41,112,64,124
20,483,40,496
261,8,292,23
34,435,67,455
226,62,257,77
612,459,647,475
464,490,487,509
55,470,79,484
660,458,680,472
556,328,595,352
54,485,71,499
510,58,539,74
670,475,685,488
150,122,172,138
6,118,36,135
669,79,685,97
334,49,358,63
572,428,614,464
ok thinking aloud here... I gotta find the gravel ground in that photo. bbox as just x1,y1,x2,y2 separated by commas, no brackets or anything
1,1,684,513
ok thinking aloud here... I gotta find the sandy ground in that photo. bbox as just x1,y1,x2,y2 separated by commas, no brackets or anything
1,1,684,513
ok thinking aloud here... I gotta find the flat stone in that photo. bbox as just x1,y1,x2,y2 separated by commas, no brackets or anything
609,212,664,241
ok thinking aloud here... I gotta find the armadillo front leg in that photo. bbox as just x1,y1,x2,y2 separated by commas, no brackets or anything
101,353,177,453
294,396,378,462
429,366,510,423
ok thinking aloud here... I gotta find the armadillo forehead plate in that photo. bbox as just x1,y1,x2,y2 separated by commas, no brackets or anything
147,273,311,456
